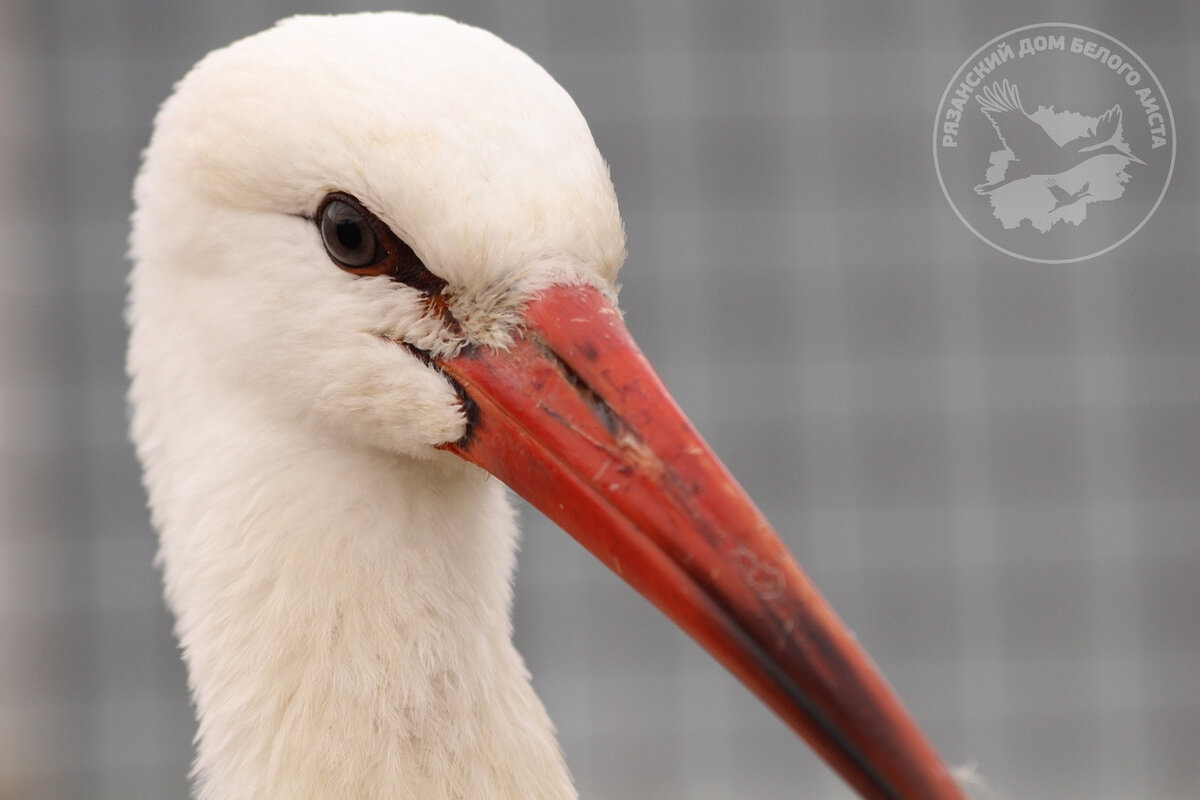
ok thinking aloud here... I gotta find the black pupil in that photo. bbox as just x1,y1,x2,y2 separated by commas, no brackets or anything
322,200,377,268
336,220,364,251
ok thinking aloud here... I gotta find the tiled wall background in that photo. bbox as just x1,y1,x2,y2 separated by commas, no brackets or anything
1,1,1196,798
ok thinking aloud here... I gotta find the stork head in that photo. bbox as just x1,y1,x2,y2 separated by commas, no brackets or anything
129,13,964,800
130,13,623,458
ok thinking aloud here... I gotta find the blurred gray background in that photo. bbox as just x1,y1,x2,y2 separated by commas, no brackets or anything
1,1,1196,798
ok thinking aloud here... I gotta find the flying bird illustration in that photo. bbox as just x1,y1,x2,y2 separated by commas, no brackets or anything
974,79,1144,195
1046,178,1092,211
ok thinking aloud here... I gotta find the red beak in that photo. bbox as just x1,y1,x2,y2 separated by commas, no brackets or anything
436,283,963,800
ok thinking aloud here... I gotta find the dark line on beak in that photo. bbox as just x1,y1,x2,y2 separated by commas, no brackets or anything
731,613,902,800
535,339,625,440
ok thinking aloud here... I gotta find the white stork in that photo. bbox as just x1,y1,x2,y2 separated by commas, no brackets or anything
127,12,964,800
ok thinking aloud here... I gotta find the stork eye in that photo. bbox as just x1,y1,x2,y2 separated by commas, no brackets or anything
320,198,380,270
315,192,448,295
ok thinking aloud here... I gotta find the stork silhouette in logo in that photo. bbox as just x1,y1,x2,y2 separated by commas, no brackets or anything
974,79,1144,195
1046,178,1092,211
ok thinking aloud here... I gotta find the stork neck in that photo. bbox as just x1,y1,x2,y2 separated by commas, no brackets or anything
148,407,575,799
